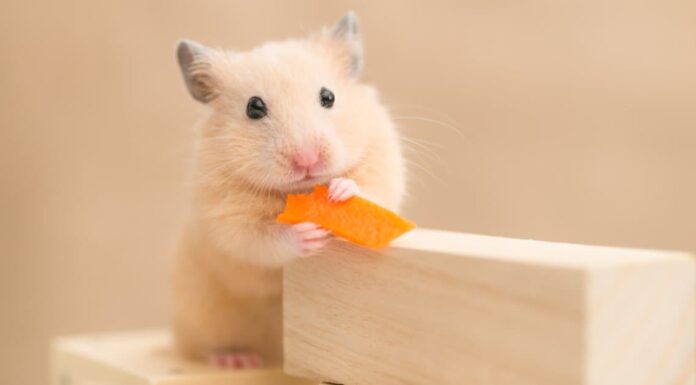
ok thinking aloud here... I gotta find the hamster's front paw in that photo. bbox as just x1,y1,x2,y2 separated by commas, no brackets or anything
209,350,262,369
290,222,331,255
328,177,360,202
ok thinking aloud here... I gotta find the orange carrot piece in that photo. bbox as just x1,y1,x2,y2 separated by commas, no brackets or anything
276,185,415,248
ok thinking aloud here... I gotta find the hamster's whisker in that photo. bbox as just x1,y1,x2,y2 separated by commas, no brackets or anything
404,158,446,187
196,160,254,184
399,137,443,163
258,174,273,200
197,137,259,145
386,103,458,122
399,135,445,150
400,143,439,162
198,156,252,173
198,135,235,140
398,140,451,180
199,134,257,140
393,115,469,141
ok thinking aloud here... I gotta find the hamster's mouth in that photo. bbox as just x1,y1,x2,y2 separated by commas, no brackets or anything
280,173,333,193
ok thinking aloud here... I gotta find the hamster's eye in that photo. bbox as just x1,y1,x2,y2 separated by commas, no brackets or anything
246,96,267,119
319,87,335,108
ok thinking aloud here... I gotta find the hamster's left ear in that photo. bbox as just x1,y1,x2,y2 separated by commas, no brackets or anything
323,11,363,78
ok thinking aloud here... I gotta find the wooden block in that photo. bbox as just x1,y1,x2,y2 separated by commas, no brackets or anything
51,329,314,385
284,228,695,385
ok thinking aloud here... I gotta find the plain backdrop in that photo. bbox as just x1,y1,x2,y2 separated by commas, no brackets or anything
1,0,695,384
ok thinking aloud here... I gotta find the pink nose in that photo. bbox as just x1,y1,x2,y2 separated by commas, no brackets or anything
292,149,320,172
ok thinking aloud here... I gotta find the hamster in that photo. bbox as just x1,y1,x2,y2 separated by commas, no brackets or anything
172,11,406,368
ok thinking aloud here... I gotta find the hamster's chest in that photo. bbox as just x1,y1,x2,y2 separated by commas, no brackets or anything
225,190,287,220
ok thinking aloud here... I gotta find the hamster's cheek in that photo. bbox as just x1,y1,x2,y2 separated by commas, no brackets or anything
317,132,344,172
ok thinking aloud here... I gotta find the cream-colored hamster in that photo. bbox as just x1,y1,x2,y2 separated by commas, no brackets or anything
172,12,405,368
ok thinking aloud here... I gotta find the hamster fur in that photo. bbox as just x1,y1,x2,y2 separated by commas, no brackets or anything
172,12,405,366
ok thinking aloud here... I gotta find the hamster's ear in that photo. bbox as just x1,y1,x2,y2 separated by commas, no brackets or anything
324,11,363,78
176,39,218,103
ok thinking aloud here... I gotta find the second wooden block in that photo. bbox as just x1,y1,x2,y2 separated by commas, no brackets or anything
284,228,695,385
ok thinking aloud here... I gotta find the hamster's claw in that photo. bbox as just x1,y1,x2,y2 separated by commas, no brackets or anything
328,177,360,202
291,222,331,255
209,350,262,369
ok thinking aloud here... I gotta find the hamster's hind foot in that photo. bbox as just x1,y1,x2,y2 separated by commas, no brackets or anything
208,350,262,369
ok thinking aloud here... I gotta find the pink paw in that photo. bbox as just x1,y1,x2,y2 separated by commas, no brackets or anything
328,177,360,202
209,351,261,369
291,222,331,255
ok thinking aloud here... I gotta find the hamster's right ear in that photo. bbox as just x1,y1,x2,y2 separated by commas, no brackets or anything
320,11,363,78
176,39,218,103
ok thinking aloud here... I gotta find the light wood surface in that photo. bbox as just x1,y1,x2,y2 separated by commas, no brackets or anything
51,330,313,385
284,228,695,385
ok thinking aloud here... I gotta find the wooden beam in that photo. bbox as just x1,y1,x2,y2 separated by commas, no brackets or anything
51,330,313,385
284,228,695,385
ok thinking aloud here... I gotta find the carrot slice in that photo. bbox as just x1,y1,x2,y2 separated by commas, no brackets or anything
276,185,415,248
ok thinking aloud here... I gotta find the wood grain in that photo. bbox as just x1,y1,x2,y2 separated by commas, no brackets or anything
51,330,313,385
284,228,695,385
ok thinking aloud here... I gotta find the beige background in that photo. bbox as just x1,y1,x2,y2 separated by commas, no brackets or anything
1,0,695,384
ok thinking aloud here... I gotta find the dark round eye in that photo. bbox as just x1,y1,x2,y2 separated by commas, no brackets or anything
319,87,335,108
246,96,267,119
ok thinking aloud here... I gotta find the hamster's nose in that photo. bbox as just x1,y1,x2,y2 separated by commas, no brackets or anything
292,148,320,173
